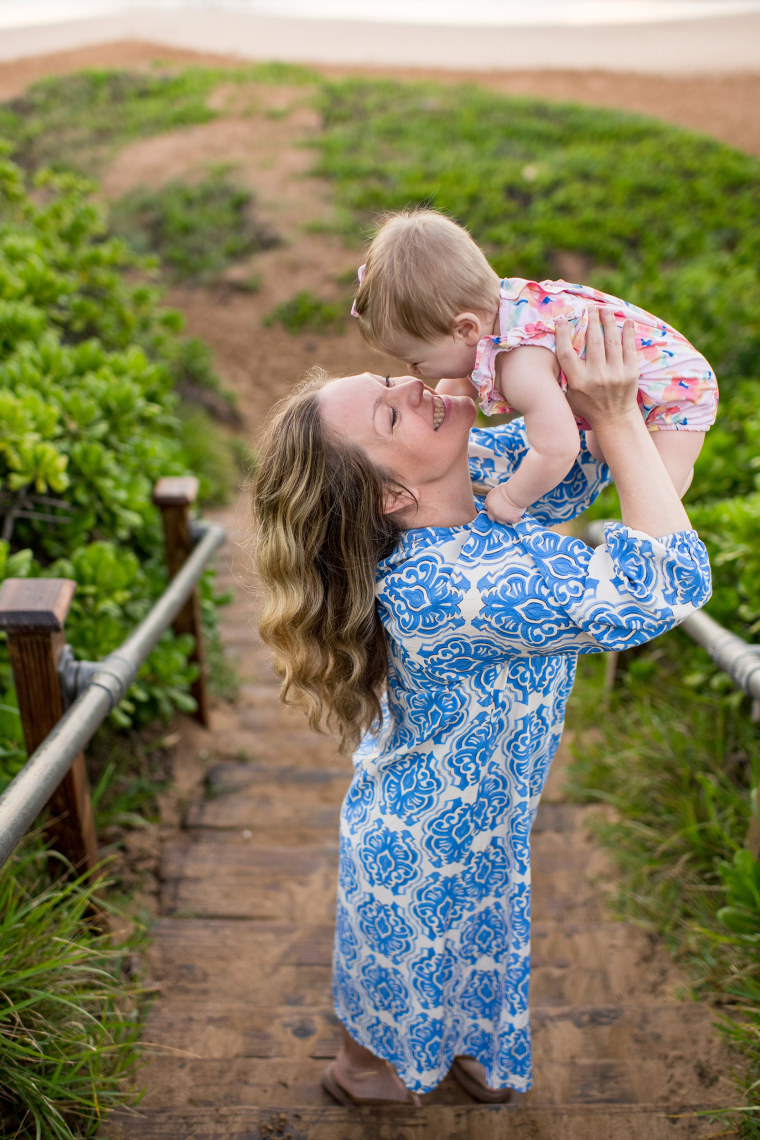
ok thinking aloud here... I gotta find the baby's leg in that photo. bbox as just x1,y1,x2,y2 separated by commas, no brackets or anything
652,430,706,497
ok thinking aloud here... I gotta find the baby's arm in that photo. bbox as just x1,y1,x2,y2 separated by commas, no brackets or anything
485,347,581,524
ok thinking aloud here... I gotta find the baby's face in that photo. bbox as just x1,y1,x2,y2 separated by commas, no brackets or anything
388,330,478,382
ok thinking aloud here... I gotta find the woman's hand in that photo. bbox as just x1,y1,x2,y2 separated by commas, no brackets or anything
556,307,638,430
556,307,692,537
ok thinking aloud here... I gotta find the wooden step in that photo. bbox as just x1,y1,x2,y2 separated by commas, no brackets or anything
204,762,350,795
197,765,603,828
104,1100,724,1139
188,728,340,768
105,1055,727,1109
145,919,687,1006
135,999,727,1073
158,834,606,923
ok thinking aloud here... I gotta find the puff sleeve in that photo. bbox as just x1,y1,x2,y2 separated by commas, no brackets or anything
470,519,712,656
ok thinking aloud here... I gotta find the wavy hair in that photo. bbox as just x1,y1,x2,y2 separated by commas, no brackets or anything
251,372,407,752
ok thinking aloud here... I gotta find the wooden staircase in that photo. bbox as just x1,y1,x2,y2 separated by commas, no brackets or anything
103,507,734,1139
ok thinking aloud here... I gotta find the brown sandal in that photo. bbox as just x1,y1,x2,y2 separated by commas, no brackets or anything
450,1056,513,1103
321,1060,421,1107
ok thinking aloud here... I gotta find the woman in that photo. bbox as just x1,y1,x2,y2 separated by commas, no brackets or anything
251,310,711,1105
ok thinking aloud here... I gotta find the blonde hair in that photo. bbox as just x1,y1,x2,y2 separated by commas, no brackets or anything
353,208,500,351
251,373,407,753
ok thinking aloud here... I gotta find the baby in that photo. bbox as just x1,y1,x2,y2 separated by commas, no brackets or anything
351,209,718,524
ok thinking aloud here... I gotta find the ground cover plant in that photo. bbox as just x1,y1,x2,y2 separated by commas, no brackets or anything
0,150,234,791
0,843,146,1138
0,61,321,180
263,287,347,335
109,164,279,284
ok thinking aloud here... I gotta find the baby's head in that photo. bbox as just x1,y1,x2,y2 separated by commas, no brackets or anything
352,209,500,379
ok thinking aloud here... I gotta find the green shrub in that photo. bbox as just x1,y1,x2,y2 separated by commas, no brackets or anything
0,150,231,788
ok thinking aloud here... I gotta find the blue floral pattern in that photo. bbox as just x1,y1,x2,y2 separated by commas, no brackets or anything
333,419,711,1094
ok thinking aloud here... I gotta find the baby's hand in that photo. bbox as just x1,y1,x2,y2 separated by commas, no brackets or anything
485,483,527,525
435,376,475,399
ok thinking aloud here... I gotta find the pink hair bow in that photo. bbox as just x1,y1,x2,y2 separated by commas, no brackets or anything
350,263,366,318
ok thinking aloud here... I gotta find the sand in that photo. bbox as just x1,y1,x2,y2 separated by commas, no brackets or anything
2,6,760,73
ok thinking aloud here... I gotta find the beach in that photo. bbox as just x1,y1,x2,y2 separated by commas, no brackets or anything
2,4,760,74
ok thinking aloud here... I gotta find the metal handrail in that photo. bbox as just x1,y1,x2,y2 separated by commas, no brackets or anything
582,519,760,700
0,518,225,868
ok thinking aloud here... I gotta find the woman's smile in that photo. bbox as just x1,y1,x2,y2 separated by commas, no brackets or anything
317,372,477,521
432,391,447,430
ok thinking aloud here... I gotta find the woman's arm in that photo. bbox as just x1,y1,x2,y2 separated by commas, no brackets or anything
556,309,691,538
458,312,709,657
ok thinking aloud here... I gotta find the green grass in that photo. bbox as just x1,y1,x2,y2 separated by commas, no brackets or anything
0,62,322,178
565,649,760,1133
263,287,347,335
109,166,280,284
0,843,147,1139
87,725,174,837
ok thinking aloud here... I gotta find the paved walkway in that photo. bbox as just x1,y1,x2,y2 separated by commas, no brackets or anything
105,502,735,1139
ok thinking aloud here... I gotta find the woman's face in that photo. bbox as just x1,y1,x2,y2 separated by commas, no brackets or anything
318,373,477,496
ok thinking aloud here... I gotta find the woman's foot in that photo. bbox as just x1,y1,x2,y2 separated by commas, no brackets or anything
323,1027,420,1106
450,1055,513,1103
322,1057,420,1106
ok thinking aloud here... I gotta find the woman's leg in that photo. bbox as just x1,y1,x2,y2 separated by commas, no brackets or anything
330,1025,417,1103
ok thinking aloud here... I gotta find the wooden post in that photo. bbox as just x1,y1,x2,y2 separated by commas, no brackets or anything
152,476,210,726
0,578,98,872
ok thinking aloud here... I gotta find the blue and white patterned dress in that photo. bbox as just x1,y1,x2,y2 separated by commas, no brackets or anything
332,419,711,1095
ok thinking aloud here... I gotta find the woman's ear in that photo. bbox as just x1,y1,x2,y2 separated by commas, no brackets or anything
452,312,485,346
382,484,417,517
